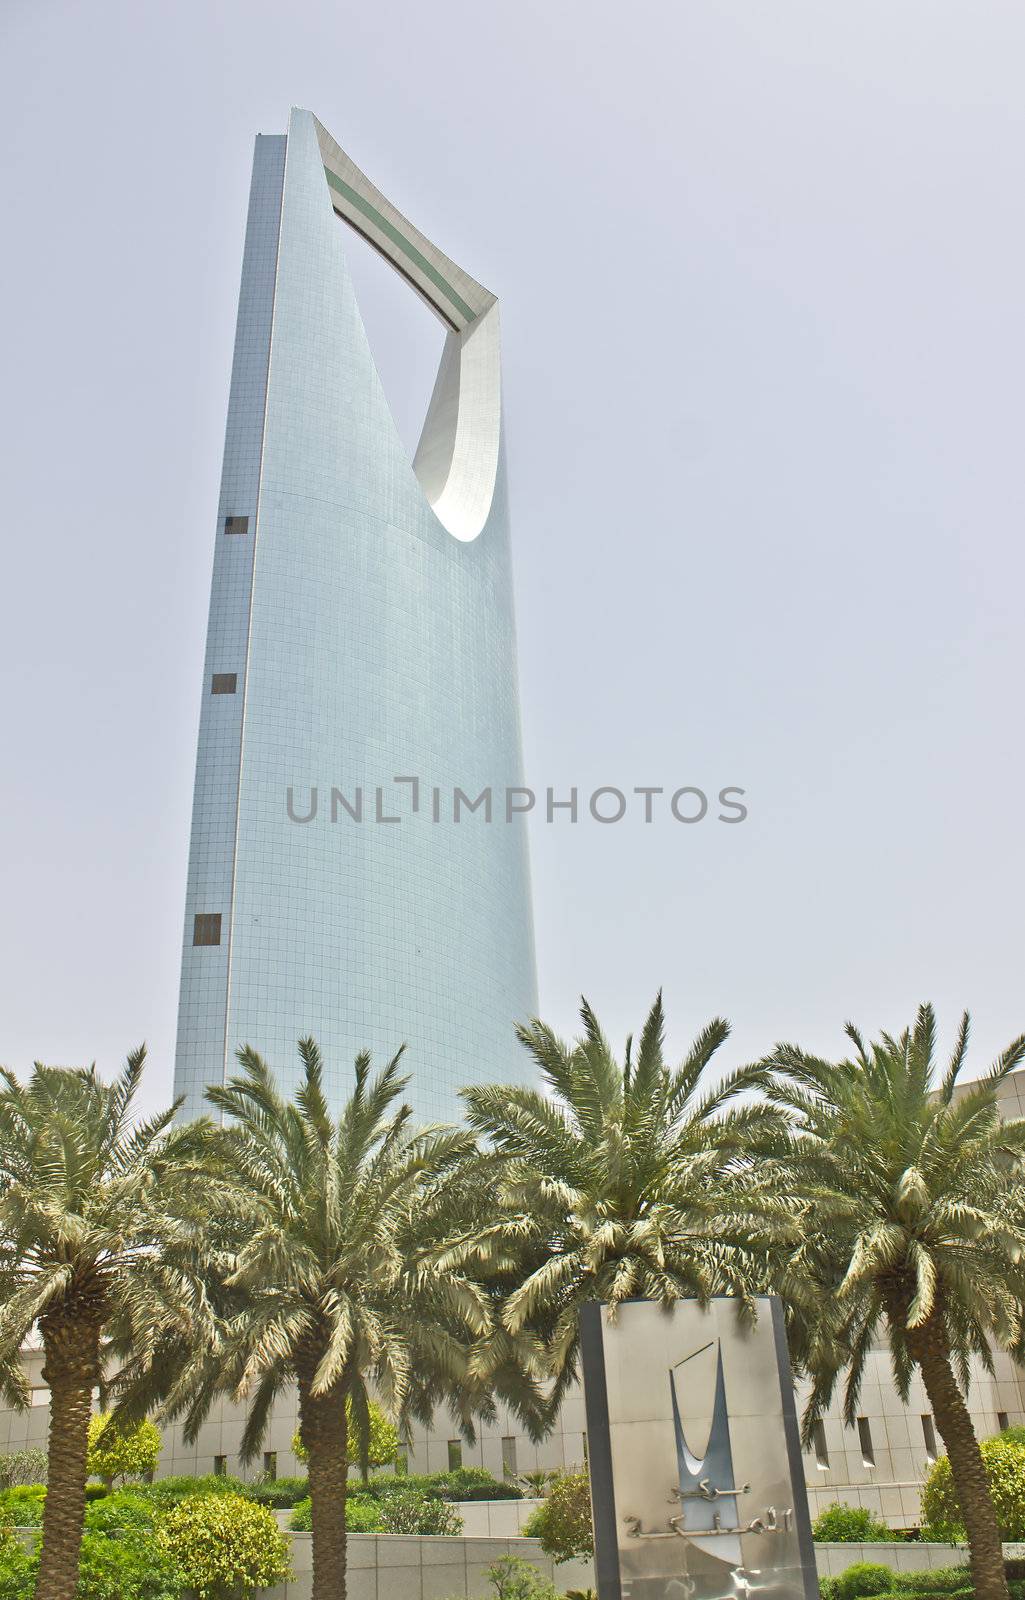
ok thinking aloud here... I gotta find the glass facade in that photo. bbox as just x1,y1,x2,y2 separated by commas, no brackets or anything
174,109,537,1124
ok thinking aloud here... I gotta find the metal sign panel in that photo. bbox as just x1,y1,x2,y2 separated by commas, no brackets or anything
580,1297,818,1600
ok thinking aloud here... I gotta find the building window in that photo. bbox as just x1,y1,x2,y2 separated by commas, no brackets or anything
811,1419,829,1470
211,673,238,695
213,1456,227,1477
193,913,222,947
30,1388,50,1409
857,1417,875,1468
224,515,249,535
394,1445,408,1476
999,1412,1010,1432
501,1437,517,1480
447,1440,462,1471
922,1415,937,1462
263,1452,277,1480
582,1431,588,1463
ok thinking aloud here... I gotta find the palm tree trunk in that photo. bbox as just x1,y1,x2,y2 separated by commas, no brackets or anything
909,1314,1009,1600
298,1372,349,1600
36,1310,102,1600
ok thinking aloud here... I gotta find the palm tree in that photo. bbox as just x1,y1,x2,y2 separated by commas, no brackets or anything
164,1038,546,1600
0,1052,212,1600
461,993,794,1402
760,1005,1025,1600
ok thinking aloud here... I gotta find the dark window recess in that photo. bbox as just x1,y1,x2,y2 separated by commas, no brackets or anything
263,1452,277,1480
193,913,222,947
501,1437,517,1480
857,1416,875,1468
447,1439,462,1471
812,1419,829,1470
213,1456,227,1477
224,515,249,535
999,1412,1010,1432
922,1415,937,1461
211,673,238,695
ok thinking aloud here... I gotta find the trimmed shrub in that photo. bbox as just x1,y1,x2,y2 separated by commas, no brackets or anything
813,1502,899,1543
155,1494,291,1600
892,1571,972,1594
87,1415,161,1488
922,1437,1025,1542
137,1476,252,1509
0,1488,45,1528
437,1467,522,1502
378,1488,462,1535
288,1496,382,1533
832,1564,896,1600
359,1467,520,1503
0,1453,46,1490
284,1466,516,1507
244,1476,308,1509
522,1471,593,1564
883,1593,971,1600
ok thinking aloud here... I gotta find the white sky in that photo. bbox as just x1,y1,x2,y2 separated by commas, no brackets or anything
2,0,1023,1112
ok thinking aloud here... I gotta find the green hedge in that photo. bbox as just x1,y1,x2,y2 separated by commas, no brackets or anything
866,1592,969,1600
288,1496,382,1533
822,1563,1025,1600
0,1463,518,1521
0,1487,45,1528
361,1466,520,1503
244,1476,308,1509
891,1572,972,1595
813,1502,899,1543
135,1475,253,1508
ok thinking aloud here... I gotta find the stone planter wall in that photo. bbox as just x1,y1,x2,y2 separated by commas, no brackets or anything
263,1532,559,1600
814,1542,967,1577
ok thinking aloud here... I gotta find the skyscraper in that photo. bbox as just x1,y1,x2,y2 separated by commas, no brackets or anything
174,109,536,1124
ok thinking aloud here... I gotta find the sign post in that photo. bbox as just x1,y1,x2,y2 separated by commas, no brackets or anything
579,1297,818,1600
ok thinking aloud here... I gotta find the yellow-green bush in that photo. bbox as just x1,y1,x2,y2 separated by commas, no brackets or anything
290,1399,398,1470
522,1471,593,1564
87,1416,161,1488
155,1494,290,1600
922,1437,1025,1542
